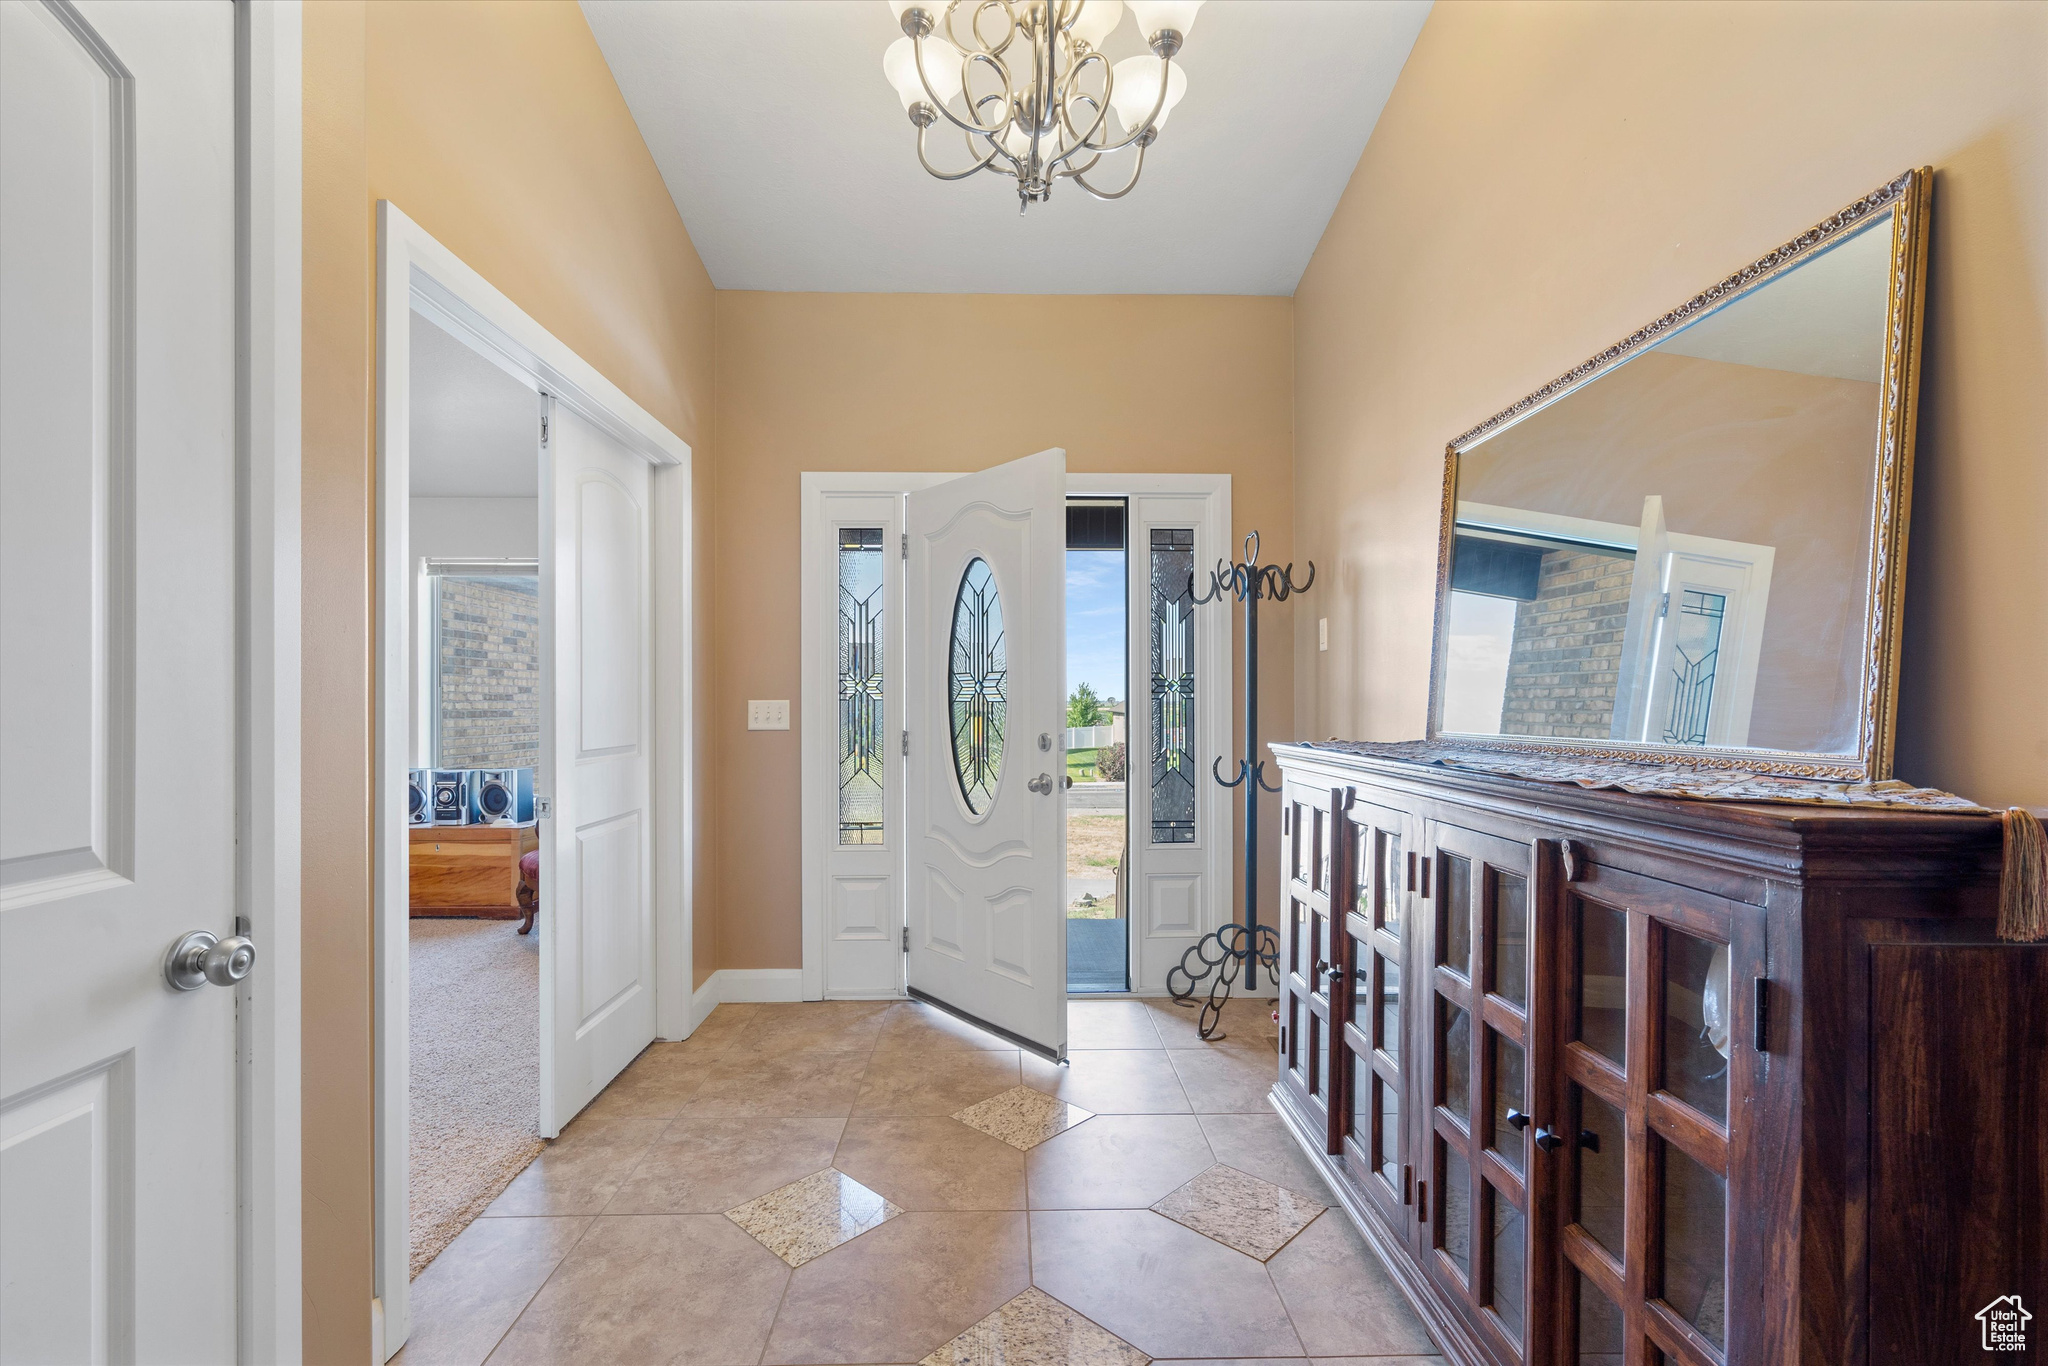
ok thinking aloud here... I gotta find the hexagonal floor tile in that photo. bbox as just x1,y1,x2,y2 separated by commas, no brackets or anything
762,1210,1031,1365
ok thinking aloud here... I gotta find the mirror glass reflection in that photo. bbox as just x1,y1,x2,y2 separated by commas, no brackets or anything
1438,213,1894,757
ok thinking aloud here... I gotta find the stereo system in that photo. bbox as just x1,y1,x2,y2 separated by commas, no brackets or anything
408,767,536,826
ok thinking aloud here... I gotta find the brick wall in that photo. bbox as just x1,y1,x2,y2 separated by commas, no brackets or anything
437,575,539,768
1498,551,1634,738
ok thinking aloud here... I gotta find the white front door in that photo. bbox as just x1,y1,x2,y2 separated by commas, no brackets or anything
539,400,656,1133
905,450,1068,1059
0,1,239,1360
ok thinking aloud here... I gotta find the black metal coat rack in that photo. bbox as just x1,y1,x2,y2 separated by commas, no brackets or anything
1166,531,1313,1038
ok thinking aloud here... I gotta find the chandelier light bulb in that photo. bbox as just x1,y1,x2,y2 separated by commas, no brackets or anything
1068,0,1124,48
1109,56,1186,135
1125,0,1202,45
883,35,962,114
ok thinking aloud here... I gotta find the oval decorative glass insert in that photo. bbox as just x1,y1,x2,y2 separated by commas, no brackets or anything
948,558,1007,813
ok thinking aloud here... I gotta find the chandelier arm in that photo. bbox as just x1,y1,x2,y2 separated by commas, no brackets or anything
1049,52,1111,164
917,121,1005,181
965,0,1019,58
1052,147,1102,179
1071,137,1148,200
917,40,1014,137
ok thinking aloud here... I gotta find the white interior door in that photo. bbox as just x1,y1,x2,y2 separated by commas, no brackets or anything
0,1,239,1360
540,400,655,1133
905,450,1068,1059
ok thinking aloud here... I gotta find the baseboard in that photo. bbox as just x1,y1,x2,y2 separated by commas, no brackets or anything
688,967,807,1032
686,973,722,1036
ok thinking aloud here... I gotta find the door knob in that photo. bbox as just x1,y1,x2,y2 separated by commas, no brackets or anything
1533,1126,1565,1154
1505,1109,1532,1131
1028,773,1054,795
164,929,258,991
1061,774,1074,790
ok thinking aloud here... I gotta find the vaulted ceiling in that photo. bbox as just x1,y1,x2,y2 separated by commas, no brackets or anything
582,0,1431,295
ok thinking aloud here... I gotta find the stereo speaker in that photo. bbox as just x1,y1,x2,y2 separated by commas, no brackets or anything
472,769,533,825
408,770,432,826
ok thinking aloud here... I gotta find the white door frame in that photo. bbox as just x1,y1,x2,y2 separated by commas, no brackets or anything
239,4,302,1360
800,471,1230,1001
371,202,694,1358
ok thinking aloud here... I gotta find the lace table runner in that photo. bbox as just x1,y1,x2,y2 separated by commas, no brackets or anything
1293,739,1994,813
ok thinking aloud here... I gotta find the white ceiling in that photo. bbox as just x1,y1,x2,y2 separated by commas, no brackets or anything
1652,216,1892,383
409,311,541,497
581,0,1431,295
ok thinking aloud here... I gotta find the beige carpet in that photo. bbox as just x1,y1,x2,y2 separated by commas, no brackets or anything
408,918,544,1277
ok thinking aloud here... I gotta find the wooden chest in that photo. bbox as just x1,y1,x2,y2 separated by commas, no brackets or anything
1268,741,2041,1366
407,823,537,918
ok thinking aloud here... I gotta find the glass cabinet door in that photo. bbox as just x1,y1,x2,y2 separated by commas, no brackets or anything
1279,785,1342,1150
1421,824,1538,1365
1554,861,1759,1366
1335,796,1414,1235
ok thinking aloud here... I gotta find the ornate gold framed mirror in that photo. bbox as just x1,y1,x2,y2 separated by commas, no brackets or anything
1425,168,1931,781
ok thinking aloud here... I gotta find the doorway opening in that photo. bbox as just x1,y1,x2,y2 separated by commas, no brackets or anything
403,310,545,1276
1065,500,1129,993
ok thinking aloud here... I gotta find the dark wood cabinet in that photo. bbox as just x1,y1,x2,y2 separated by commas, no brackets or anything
1269,741,2040,1366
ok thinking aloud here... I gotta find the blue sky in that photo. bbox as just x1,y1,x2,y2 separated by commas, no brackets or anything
1066,549,1126,704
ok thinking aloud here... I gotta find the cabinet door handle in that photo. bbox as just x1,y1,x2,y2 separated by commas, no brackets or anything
1416,1179,1428,1221
1505,1109,1532,1131
1533,1126,1565,1154
1578,1129,1600,1153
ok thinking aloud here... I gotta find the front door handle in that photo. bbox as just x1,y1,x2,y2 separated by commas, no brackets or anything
164,929,258,991
1028,773,1054,795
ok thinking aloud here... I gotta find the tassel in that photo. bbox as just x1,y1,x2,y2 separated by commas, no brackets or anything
1999,807,2048,943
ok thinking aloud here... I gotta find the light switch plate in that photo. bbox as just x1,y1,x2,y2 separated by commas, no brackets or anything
1318,617,1329,652
748,699,790,731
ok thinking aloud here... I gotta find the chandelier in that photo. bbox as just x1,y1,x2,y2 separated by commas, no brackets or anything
881,0,1204,211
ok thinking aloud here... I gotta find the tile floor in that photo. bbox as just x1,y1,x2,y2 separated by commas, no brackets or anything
395,997,1444,1366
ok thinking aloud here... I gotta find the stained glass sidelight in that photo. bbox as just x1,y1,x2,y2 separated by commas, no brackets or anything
1149,529,1197,843
837,528,885,844
948,557,1006,814
1662,588,1726,745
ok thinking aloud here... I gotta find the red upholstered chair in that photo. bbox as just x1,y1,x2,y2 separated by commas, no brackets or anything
516,851,540,935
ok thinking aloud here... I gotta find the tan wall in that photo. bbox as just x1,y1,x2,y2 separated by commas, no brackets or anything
1294,0,2048,804
710,292,1295,972
300,3,716,1359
